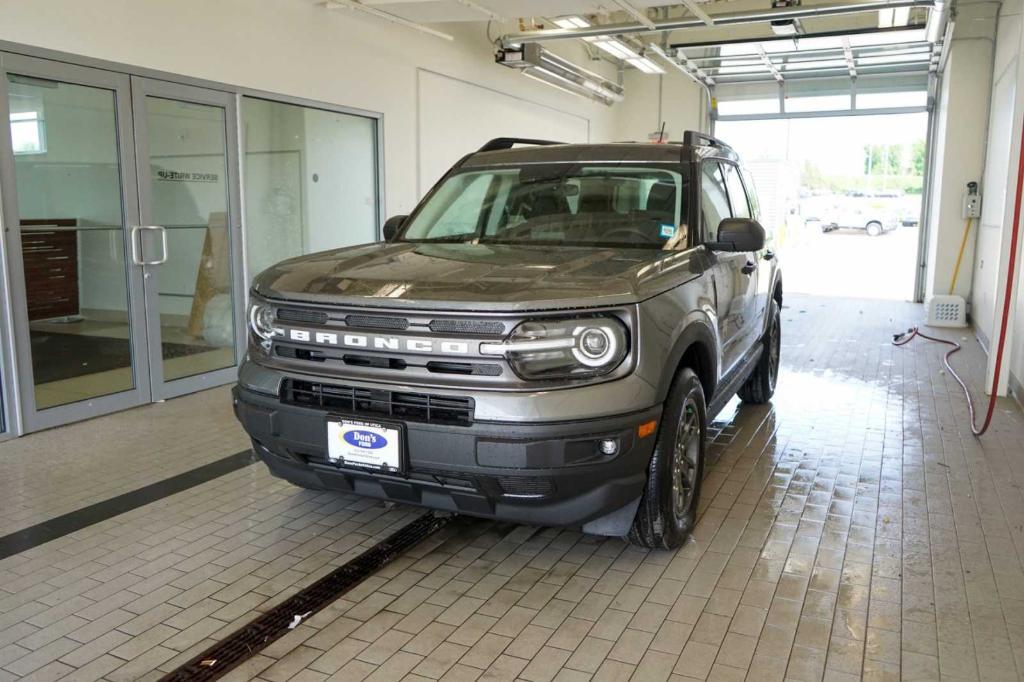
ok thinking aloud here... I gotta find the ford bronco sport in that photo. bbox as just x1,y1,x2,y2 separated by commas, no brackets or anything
234,131,782,549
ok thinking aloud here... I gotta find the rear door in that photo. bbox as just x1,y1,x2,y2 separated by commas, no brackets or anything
701,161,747,375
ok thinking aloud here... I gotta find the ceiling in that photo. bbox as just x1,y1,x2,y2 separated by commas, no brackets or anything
354,0,716,24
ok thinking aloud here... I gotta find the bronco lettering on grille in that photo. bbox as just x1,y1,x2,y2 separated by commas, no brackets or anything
286,328,472,355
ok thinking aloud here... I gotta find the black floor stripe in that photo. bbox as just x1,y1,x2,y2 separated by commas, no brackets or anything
0,449,256,560
160,512,453,682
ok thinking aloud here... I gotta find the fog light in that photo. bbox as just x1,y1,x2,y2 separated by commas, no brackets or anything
599,439,618,455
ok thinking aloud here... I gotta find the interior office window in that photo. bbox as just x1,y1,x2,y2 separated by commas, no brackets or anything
8,86,47,155
240,97,378,280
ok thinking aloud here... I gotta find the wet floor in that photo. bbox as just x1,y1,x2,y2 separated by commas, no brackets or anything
0,294,1022,681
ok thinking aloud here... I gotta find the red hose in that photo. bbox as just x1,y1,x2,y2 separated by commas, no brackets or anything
893,118,1024,437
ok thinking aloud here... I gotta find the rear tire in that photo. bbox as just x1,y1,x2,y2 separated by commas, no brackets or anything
866,221,882,237
738,299,781,404
629,367,706,550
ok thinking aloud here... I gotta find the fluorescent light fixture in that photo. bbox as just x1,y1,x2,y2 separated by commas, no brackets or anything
553,16,591,29
878,8,895,27
496,43,625,105
592,38,641,60
551,14,660,75
627,56,665,74
893,7,911,25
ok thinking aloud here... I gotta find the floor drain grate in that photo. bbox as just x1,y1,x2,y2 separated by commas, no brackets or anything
159,512,452,681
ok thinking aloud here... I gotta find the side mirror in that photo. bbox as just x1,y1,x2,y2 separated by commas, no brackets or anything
707,218,766,252
382,215,407,241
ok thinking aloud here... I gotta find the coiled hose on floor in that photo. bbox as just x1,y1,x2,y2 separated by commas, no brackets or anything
893,118,1024,437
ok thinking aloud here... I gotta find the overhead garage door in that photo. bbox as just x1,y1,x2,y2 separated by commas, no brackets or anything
673,28,935,120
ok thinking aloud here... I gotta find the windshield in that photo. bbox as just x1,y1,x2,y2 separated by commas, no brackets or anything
400,163,690,250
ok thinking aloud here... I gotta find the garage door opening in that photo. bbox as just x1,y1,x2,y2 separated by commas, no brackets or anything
715,111,928,301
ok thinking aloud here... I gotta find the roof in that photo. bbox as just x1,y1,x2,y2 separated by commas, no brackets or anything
462,142,686,167
461,140,739,167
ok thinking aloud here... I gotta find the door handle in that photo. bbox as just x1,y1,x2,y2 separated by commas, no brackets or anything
131,225,169,266
741,260,756,275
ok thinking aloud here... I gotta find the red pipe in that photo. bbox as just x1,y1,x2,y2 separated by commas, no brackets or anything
895,116,1024,437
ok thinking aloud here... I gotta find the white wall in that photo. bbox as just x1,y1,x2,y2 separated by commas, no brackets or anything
615,68,705,143
969,0,1024,395
0,0,621,221
923,0,999,303
416,70,590,194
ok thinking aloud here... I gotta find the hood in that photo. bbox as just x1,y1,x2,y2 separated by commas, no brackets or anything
252,241,705,312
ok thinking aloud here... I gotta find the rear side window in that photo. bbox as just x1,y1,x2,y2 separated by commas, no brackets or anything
723,164,751,219
700,162,731,241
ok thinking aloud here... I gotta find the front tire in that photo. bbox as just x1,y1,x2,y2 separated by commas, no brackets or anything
629,367,706,550
866,221,883,236
738,299,781,404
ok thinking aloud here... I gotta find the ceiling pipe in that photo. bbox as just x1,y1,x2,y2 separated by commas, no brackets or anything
499,0,935,47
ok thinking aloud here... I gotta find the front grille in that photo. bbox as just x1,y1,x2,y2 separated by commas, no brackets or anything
426,361,502,377
345,314,409,330
277,308,328,325
282,379,474,426
429,319,506,335
496,476,555,498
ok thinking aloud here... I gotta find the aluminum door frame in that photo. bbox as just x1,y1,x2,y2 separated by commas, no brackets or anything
0,52,153,433
129,77,245,402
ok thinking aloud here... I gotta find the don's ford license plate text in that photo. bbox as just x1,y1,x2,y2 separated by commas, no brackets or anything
327,419,401,471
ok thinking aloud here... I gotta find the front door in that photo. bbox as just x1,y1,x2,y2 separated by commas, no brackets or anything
700,160,758,376
130,78,244,401
0,54,244,432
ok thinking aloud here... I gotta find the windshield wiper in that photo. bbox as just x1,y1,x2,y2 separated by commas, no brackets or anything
402,234,477,243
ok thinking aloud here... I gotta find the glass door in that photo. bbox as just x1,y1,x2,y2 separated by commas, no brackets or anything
0,54,151,431
130,78,244,400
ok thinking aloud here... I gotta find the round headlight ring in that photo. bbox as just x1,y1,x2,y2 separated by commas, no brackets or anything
572,324,619,367
249,303,277,341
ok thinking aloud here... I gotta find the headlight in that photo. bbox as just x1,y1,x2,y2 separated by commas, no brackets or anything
481,316,628,380
248,302,279,344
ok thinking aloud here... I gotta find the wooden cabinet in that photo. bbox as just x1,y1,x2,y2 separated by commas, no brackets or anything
20,219,80,321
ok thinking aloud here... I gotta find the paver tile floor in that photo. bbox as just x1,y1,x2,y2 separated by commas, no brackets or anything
1,294,1023,681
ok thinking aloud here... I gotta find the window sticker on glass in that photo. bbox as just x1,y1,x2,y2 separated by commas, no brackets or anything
659,224,677,239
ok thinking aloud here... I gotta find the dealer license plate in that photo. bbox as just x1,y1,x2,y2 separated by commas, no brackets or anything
326,418,402,472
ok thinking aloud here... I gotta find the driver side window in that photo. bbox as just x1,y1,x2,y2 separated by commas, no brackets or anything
700,162,731,242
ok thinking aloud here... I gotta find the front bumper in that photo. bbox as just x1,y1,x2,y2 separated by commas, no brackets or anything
233,384,662,531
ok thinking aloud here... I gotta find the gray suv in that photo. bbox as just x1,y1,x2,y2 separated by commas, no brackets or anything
234,132,782,549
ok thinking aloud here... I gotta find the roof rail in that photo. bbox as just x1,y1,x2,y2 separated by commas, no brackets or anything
682,131,732,150
478,137,564,153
